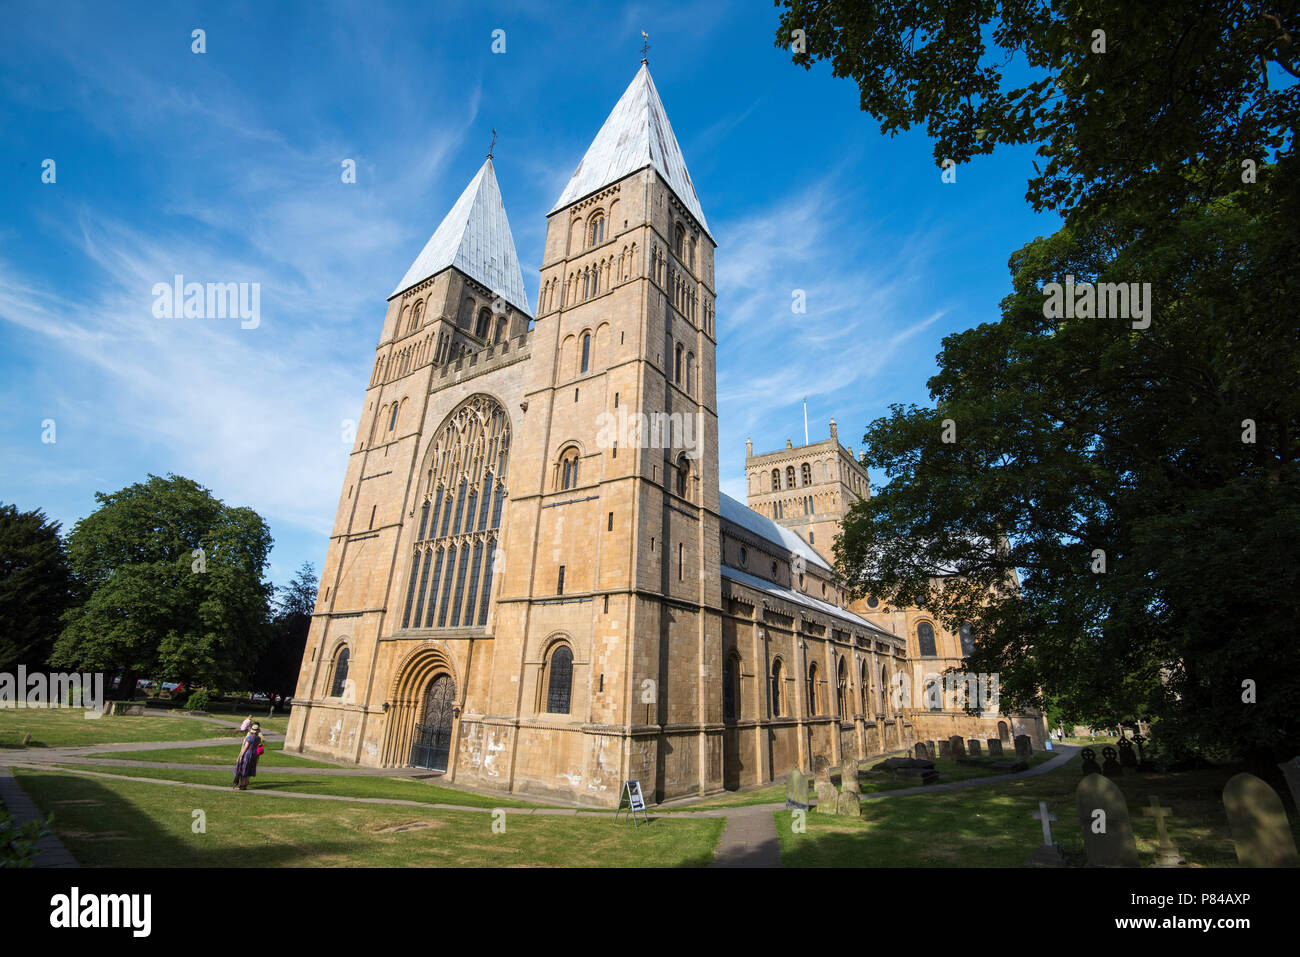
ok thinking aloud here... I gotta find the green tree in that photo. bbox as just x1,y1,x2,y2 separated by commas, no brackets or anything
51,474,273,696
836,183,1300,762
775,0,1298,229
0,503,72,671
253,561,317,706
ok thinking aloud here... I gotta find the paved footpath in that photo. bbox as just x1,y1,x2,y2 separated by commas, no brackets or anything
707,804,782,868
0,766,78,868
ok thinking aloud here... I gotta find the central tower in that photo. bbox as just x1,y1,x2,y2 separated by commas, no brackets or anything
461,64,722,805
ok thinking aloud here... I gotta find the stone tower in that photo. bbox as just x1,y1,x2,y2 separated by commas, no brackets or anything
286,64,725,807
744,419,871,560
474,63,722,805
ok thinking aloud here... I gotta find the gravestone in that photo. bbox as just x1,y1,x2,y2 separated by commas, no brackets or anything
1222,772,1300,868
1080,747,1102,777
1279,756,1300,814
938,739,952,759
1117,737,1138,769
987,738,1003,756
813,757,838,815
1076,773,1139,867
968,739,982,756
949,735,966,758
1027,800,1065,866
1141,795,1186,867
914,742,929,761
1014,735,1033,761
840,757,861,795
837,785,862,817
785,768,810,811
1101,746,1123,779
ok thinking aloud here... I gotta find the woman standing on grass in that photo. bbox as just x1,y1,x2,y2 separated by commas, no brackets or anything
232,721,263,790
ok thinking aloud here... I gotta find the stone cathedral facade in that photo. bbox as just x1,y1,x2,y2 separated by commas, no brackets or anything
285,65,1044,807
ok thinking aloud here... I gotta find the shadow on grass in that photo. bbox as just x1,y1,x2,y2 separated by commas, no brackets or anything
13,771,357,867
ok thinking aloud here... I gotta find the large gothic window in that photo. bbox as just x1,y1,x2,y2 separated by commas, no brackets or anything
917,622,937,657
401,395,509,631
475,307,492,339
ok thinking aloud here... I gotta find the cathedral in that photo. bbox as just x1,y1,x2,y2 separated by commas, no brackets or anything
284,63,1044,807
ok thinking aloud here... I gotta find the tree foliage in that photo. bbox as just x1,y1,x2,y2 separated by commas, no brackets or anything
780,1,1300,761
0,503,71,671
253,561,317,703
775,0,1298,229
836,178,1300,760
51,474,273,694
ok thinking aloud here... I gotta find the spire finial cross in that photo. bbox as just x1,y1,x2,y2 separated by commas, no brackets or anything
640,31,650,65
487,128,497,160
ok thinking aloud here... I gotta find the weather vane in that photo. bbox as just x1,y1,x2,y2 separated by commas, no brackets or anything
487,128,497,160
640,31,649,64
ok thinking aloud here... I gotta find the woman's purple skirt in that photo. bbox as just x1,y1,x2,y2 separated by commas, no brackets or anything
233,741,260,780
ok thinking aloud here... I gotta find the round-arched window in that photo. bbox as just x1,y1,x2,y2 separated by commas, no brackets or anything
917,621,937,657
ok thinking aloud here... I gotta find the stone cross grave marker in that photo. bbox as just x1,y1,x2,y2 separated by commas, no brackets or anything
1118,737,1138,769
1028,800,1065,866
1076,773,1139,867
1223,772,1300,868
1101,746,1123,778
1080,747,1102,776
1141,796,1186,867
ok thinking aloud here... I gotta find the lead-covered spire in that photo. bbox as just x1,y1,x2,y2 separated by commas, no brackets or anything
392,158,531,315
551,64,710,239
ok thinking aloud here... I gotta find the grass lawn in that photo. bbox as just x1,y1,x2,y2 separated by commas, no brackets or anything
775,759,1300,867
661,750,1056,811
855,751,1055,792
0,708,224,748
38,762,548,809
87,742,341,769
13,769,722,867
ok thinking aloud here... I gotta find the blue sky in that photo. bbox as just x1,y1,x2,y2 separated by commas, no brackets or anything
0,0,1060,589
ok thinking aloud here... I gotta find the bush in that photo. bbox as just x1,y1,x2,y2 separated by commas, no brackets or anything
0,811,52,867
185,689,212,712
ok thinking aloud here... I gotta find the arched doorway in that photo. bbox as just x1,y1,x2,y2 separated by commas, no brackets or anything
998,720,1010,743
410,674,456,771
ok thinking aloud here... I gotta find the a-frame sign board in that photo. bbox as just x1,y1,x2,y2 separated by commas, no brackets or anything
615,779,649,826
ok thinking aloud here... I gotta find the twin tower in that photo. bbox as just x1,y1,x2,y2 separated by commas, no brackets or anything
285,65,725,805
